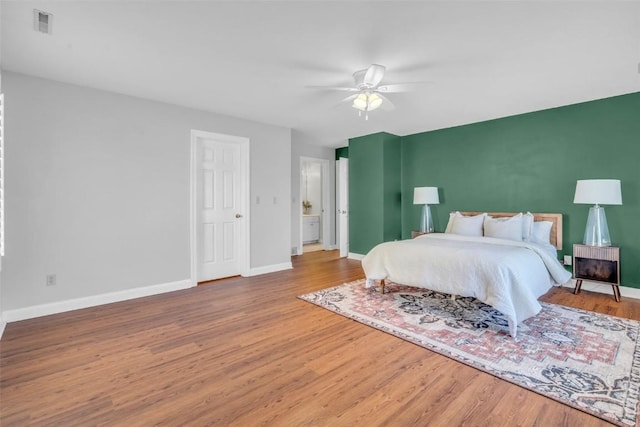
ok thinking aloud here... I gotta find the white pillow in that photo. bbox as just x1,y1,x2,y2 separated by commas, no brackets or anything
448,212,486,236
531,221,553,245
444,211,458,233
522,212,534,241
445,211,480,233
483,213,524,241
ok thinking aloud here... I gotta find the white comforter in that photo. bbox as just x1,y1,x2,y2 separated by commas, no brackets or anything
361,233,572,337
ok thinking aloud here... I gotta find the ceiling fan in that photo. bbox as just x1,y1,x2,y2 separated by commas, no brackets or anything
309,64,424,120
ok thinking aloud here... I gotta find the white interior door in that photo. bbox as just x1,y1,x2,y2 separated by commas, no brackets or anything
197,136,244,281
337,158,349,257
321,160,330,250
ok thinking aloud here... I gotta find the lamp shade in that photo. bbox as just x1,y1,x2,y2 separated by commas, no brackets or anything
413,187,439,205
574,179,622,205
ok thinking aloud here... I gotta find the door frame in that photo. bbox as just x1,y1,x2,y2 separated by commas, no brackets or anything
190,129,250,285
299,156,331,253
337,157,349,257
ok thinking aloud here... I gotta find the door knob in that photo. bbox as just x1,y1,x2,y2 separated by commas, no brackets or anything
235,213,243,218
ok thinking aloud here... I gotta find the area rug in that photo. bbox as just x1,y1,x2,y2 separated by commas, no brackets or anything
299,279,640,426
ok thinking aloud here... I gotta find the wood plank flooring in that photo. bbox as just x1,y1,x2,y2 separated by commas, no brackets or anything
2,250,637,426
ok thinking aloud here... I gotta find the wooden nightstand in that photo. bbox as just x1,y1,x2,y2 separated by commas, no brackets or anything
573,244,621,302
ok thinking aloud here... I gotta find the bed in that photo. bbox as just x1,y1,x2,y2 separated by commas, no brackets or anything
361,212,572,337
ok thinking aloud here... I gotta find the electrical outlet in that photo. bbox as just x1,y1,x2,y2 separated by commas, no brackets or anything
46,274,56,286
563,255,572,266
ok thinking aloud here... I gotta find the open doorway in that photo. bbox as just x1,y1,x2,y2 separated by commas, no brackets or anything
300,157,330,253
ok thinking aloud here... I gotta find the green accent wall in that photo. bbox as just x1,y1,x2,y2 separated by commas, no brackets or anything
335,146,349,160
349,132,401,254
349,92,640,287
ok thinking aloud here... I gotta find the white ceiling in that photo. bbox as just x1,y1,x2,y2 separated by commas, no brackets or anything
2,1,640,147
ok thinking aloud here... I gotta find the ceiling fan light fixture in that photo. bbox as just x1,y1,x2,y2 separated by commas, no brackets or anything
352,92,383,113
352,93,368,110
368,93,382,111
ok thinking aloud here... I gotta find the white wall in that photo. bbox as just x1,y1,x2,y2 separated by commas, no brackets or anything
1,72,291,313
291,131,343,254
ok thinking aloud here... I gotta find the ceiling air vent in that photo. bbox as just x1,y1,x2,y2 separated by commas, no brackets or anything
33,9,53,34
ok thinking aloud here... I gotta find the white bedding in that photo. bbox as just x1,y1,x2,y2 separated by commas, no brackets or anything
361,233,572,337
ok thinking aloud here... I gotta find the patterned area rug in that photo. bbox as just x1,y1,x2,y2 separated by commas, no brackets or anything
299,279,640,426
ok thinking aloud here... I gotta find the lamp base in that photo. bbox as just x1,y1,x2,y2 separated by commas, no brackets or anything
583,205,612,246
420,204,434,233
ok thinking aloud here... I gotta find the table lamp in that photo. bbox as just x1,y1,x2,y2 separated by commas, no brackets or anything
413,187,439,233
573,179,622,246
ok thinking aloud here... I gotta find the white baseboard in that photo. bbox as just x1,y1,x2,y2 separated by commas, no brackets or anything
348,252,365,261
2,279,194,323
561,278,640,300
2,262,294,326
246,262,293,277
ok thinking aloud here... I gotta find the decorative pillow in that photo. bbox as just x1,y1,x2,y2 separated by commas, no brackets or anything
444,211,459,233
522,212,534,241
447,212,486,236
531,221,553,245
483,213,524,241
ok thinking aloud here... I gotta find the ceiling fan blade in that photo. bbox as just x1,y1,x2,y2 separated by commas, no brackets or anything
305,85,358,92
339,94,358,103
377,82,434,93
332,93,359,109
363,64,385,87
377,93,396,111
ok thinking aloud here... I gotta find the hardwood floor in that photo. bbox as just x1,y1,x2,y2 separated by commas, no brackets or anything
1,250,635,426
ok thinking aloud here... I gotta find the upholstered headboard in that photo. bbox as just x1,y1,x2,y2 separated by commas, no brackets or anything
459,212,563,250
